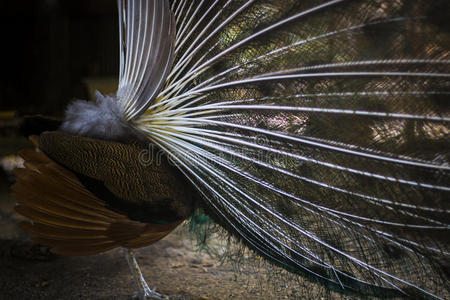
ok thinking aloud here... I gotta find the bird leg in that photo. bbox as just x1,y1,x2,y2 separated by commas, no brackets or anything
124,248,166,300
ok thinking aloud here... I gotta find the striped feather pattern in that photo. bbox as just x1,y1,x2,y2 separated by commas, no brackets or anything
13,138,182,256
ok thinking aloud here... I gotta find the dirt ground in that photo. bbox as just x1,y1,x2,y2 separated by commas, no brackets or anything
0,228,292,300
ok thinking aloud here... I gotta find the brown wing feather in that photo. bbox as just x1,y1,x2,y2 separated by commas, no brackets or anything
38,131,194,222
107,219,182,249
13,137,184,256
19,221,108,239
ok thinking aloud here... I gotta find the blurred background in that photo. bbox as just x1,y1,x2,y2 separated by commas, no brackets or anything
0,0,120,242
0,0,118,116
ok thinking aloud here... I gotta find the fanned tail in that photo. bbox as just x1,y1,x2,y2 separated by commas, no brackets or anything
133,1,449,298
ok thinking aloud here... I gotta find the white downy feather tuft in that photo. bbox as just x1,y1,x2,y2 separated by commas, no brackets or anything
60,91,133,142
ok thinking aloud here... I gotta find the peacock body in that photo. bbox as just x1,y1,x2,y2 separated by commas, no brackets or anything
13,0,450,299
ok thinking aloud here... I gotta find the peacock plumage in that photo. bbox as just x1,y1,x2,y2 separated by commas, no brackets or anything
13,0,449,299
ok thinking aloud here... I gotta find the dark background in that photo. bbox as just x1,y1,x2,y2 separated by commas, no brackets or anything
0,0,119,117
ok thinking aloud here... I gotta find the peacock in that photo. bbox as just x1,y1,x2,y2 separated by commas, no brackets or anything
12,0,449,299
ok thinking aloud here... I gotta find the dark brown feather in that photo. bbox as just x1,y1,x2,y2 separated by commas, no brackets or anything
38,131,195,223
19,221,108,239
13,135,192,256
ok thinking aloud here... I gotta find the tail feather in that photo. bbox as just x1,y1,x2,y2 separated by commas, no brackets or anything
129,1,449,298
